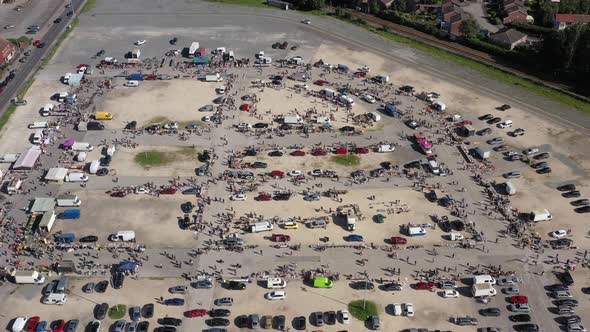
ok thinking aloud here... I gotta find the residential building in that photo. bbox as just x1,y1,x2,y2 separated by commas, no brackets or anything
490,29,527,49
0,38,16,64
553,14,590,30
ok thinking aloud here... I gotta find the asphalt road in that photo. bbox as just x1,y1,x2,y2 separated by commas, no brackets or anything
0,0,83,117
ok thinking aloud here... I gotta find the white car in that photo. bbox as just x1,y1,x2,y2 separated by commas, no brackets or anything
265,290,286,300
362,94,376,104
551,230,567,238
310,169,323,176
403,303,414,317
338,310,350,324
443,290,460,298
523,148,539,155
498,120,513,129
288,170,302,177
134,40,146,45
164,123,178,130
12,317,27,332
135,187,148,194
302,19,311,24
231,193,247,201
216,86,226,94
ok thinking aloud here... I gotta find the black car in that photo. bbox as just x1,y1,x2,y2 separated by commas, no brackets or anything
54,18,62,23
439,220,452,232
100,155,112,166
87,122,105,130
208,309,230,317
273,315,286,330
89,321,100,332
451,220,465,231
253,123,269,128
571,199,590,206
537,167,552,174
555,299,578,307
213,96,225,104
268,150,283,157
480,114,494,121
235,315,249,328
226,281,246,290
350,281,375,290
181,201,194,213
182,188,199,195
156,327,175,332
95,281,108,293
404,160,421,169
251,162,268,169
514,323,539,332
79,235,98,243
498,104,511,111
479,308,501,316
95,303,109,320
142,303,154,318
137,322,149,332
477,128,492,136
312,312,324,326
111,272,124,289
488,117,502,124
381,161,392,170
273,193,291,201
125,121,137,130
548,284,569,291
325,311,336,325
96,49,105,57
340,126,355,132
293,316,306,330
563,191,581,198
206,318,230,327
244,149,257,156
533,152,550,160
380,283,402,291
575,206,590,213
96,168,109,176
158,318,182,326
170,37,178,45
560,271,574,285
558,184,576,191
532,162,548,169
509,314,531,322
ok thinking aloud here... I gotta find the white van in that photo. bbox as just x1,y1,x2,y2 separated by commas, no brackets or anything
428,160,440,175
32,130,44,145
109,230,136,242
266,278,287,289
28,121,48,129
42,293,67,305
65,173,89,182
368,112,381,122
472,275,496,285
339,94,355,106
320,88,335,97
125,80,139,87
392,303,403,316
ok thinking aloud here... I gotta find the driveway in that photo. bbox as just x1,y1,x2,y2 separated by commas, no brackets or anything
462,0,500,33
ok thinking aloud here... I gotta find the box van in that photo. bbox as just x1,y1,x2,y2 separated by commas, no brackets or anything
32,130,44,145
42,293,67,305
28,121,48,129
320,88,335,97
266,278,287,289
250,221,273,233
41,104,54,116
95,112,113,120
472,275,496,285
109,230,136,242
65,173,88,182
339,94,355,106
125,80,139,87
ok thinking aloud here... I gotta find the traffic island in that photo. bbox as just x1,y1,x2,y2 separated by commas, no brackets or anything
348,300,378,321
331,154,360,167
108,304,127,319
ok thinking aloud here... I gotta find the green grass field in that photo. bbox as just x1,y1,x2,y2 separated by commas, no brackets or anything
108,304,126,319
81,0,97,13
331,154,360,166
134,147,197,167
348,300,378,321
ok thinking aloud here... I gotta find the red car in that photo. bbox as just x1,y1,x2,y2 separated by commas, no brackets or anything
314,80,330,86
33,40,41,46
354,71,367,78
390,237,408,245
240,104,250,111
51,320,65,332
270,170,285,178
279,41,288,49
354,148,369,154
415,282,434,290
110,191,127,198
312,149,327,156
256,193,273,201
510,295,528,304
272,234,291,242
455,120,473,127
334,147,348,155
185,309,207,318
25,317,40,332
77,63,91,68
291,150,306,156
159,188,177,195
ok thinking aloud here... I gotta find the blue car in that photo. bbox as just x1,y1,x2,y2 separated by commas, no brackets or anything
163,298,185,306
345,234,364,242
36,321,47,332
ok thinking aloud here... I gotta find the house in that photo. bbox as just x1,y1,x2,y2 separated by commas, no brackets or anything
490,29,528,49
442,3,462,22
553,14,590,30
448,12,467,39
501,0,528,24
0,38,16,64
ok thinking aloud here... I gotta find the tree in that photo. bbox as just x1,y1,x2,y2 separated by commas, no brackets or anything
459,18,480,38
368,0,380,15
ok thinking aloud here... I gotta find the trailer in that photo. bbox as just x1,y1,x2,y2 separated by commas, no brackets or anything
12,270,46,284
39,211,56,232
205,73,222,82
471,283,497,297
408,227,426,236
61,209,81,220
127,73,144,81
71,142,94,152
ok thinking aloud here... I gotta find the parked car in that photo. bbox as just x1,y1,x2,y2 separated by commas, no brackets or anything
514,324,539,332
509,314,531,322
350,281,374,290
163,298,185,306
534,152,550,160
497,276,517,286
312,312,324,327
157,318,182,326
142,303,154,318
510,303,530,312
208,309,231,317
443,290,460,298
523,148,539,155
205,318,229,327
510,296,528,304
344,234,364,242
214,297,233,306
403,303,414,317
571,199,590,206
265,291,286,300
558,184,576,191
563,191,581,198
480,308,501,317
487,137,504,145
503,171,521,179
185,309,206,318
191,280,213,289
415,282,434,290
225,281,246,290
169,286,189,294
293,316,306,330
111,272,124,289
455,316,478,326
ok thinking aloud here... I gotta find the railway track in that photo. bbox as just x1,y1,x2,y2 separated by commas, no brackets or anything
346,10,587,101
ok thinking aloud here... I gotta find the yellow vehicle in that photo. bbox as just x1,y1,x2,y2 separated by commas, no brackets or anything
95,112,113,120
313,277,333,288
282,221,298,229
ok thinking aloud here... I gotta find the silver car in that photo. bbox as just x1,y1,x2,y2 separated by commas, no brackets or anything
130,306,141,321
214,297,234,306
510,303,530,312
496,277,517,286
113,320,126,332
168,286,189,294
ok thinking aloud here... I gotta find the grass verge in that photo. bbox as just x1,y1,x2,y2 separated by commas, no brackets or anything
331,154,360,166
145,116,207,128
363,24,590,114
108,304,127,319
0,79,35,132
42,18,79,67
81,0,97,13
348,300,378,321
134,147,197,167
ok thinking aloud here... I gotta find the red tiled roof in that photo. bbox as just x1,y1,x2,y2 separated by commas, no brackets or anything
556,14,590,23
